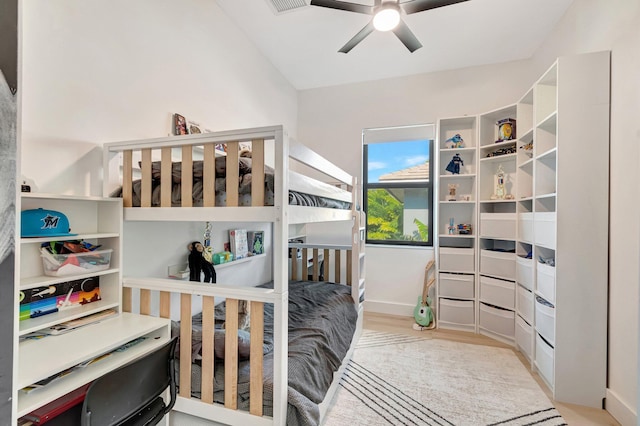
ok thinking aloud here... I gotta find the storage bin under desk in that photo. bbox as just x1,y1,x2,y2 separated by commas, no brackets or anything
480,249,516,280
479,302,515,339
438,273,474,299
480,213,516,240
480,276,515,310
439,247,474,273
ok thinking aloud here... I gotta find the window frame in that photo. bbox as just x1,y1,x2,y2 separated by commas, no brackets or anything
363,139,434,247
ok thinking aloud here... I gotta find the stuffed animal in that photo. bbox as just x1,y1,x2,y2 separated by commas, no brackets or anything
445,134,465,149
188,241,216,283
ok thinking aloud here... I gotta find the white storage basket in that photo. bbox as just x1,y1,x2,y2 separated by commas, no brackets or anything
516,256,534,290
480,249,516,280
518,212,534,242
515,315,533,360
535,212,557,249
480,276,515,310
517,285,534,324
480,213,516,240
536,262,556,304
439,273,474,299
439,298,475,326
535,333,555,386
535,296,555,346
439,247,474,273
479,302,515,338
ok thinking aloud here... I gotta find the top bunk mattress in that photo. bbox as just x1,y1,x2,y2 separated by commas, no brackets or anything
110,155,352,210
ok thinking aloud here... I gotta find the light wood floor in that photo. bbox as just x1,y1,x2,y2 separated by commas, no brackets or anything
363,312,621,426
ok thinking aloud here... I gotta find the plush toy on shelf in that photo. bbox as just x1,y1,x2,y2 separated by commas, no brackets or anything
188,241,217,283
444,133,465,149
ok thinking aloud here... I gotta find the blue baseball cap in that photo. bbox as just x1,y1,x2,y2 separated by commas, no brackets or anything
21,208,77,238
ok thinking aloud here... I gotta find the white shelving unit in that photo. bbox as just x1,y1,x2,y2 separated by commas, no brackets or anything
434,51,610,409
435,116,478,332
15,193,171,418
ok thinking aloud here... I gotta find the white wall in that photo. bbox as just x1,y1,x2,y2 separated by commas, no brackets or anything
298,60,537,316
20,0,298,196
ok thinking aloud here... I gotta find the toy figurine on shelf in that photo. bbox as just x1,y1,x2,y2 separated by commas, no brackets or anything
447,183,459,201
448,217,455,235
445,153,464,174
490,164,507,200
496,118,516,142
444,134,465,149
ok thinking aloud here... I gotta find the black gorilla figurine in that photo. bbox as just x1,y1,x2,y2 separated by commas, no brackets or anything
188,241,216,283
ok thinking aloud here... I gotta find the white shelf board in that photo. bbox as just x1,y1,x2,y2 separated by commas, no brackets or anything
17,314,170,416
215,253,266,270
537,111,558,132
20,268,120,291
21,193,121,203
480,153,517,163
518,196,534,202
21,233,120,244
439,200,475,205
480,139,518,151
439,173,476,179
537,147,558,161
536,193,557,200
19,302,120,336
518,158,534,168
439,234,475,239
519,127,534,142
440,147,476,153
123,206,278,222
479,199,517,204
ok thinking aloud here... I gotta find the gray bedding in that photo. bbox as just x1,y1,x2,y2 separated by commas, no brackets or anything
111,157,351,209
174,280,357,426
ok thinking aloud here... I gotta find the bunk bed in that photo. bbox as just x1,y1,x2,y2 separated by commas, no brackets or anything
103,126,365,426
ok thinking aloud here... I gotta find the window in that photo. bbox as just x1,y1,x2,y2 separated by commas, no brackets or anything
363,135,434,246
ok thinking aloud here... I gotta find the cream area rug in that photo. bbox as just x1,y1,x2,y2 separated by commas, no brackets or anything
323,330,566,426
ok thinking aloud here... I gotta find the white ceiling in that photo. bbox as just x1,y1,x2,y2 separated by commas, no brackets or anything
215,0,574,90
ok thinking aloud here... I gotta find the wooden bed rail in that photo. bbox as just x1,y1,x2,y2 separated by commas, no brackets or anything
122,278,278,418
288,244,353,285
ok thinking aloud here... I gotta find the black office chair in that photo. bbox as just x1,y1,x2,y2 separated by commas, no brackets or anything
81,337,178,426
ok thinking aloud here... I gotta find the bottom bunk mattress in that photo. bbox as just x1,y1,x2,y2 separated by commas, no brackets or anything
173,280,358,426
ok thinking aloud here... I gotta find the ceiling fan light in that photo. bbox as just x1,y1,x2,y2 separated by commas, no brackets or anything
373,7,400,32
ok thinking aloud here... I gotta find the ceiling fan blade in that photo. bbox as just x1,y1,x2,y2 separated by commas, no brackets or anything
339,21,375,53
401,0,470,15
310,0,373,14
392,20,423,52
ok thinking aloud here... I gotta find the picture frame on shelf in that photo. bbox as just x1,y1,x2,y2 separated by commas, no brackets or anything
248,231,264,255
173,113,188,135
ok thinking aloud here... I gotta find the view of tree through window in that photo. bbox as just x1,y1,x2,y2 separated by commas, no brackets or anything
364,139,433,246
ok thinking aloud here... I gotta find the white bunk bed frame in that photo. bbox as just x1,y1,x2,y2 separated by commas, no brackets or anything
103,125,365,426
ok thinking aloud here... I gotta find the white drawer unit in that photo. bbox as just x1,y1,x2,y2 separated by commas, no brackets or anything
535,333,555,387
535,296,556,346
439,298,475,326
534,212,557,249
480,276,515,310
480,249,516,280
439,273,474,299
479,302,515,339
536,262,556,304
439,247,475,273
515,315,533,360
516,256,534,290
517,285,534,323
518,212,534,242
480,213,516,240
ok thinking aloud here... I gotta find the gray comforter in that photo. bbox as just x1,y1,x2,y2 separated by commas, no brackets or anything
111,157,351,209
175,280,357,426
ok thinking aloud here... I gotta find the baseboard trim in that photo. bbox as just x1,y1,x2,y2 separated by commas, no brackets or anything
605,388,637,426
363,300,413,317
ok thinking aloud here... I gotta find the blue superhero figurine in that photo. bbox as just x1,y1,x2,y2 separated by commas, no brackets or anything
446,153,464,174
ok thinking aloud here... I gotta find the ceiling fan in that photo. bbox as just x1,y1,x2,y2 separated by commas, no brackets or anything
310,0,470,53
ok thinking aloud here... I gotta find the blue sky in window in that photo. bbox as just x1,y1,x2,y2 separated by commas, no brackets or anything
367,140,430,183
